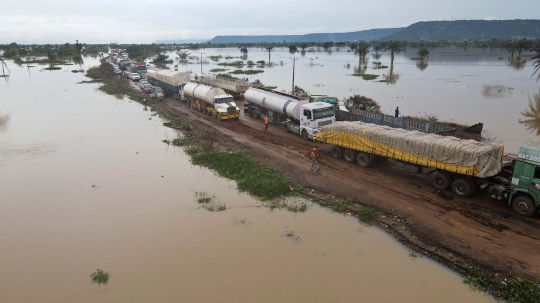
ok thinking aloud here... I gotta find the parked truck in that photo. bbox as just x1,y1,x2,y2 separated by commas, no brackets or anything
182,82,240,121
244,87,335,140
314,121,540,217
147,69,191,100
200,75,250,98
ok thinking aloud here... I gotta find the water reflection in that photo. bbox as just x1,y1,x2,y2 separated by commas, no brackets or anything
0,113,10,131
482,84,514,98
372,53,382,60
416,60,428,71
506,58,528,71
519,90,540,135
383,63,400,84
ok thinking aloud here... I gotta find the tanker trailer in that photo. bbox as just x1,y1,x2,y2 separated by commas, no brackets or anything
182,82,240,121
244,87,335,140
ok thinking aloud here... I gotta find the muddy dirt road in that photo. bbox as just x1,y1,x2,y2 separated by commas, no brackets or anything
136,82,540,285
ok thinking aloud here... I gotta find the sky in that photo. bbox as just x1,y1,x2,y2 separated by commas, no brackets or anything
0,0,539,44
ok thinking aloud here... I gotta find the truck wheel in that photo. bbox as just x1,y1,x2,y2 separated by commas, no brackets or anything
284,124,291,133
343,149,358,163
512,195,537,217
451,178,475,197
331,146,343,159
302,129,309,140
429,171,453,190
356,152,372,167
216,114,221,121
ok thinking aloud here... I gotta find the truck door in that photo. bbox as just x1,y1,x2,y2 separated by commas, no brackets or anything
515,162,533,189
531,166,540,198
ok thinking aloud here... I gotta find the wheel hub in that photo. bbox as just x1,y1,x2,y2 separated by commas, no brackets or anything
517,201,529,212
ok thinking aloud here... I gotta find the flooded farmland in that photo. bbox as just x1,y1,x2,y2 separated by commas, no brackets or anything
0,56,501,302
167,46,539,153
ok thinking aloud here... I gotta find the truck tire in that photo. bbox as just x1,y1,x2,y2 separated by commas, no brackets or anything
430,171,453,190
343,149,358,163
216,113,222,121
356,152,372,167
512,195,537,217
302,129,309,140
451,178,475,197
284,124,291,133
331,146,343,159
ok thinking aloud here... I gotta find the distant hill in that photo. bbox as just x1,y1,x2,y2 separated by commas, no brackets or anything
381,20,540,41
154,39,209,44
208,28,402,44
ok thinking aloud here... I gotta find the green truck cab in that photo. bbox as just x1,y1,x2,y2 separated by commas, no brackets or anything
501,141,540,216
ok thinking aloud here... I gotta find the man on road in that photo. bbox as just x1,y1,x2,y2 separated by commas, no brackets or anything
310,147,319,172
395,106,400,118
264,114,269,131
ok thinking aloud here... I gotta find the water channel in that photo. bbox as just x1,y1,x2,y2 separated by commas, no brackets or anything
0,55,502,301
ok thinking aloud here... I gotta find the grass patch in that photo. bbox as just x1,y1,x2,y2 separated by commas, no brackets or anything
356,206,377,221
410,57,423,60
209,68,228,72
217,61,244,67
495,278,540,303
352,73,379,80
170,117,192,129
171,137,194,146
230,69,264,75
44,66,61,70
265,86,277,90
189,152,302,200
287,202,308,213
197,197,211,203
90,269,109,286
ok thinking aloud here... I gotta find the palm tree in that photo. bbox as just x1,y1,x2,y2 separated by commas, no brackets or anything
385,41,402,66
354,43,369,66
531,48,540,81
507,41,517,59
519,90,540,134
300,43,308,52
265,46,274,66
417,47,429,60
372,44,382,54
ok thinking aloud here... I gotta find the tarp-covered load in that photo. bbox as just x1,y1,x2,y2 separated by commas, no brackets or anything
315,121,504,178
147,70,190,87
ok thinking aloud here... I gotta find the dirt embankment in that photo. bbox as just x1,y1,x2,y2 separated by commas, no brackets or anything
110,73,540,299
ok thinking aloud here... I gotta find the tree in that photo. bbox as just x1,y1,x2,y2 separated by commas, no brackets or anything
532,48,540,81
515,38,533,56
154,53,170,63
372,44,382,54
177,50,190,60
385,41,402,66
289,45,297,53
507,41,517,59
299,43,309,51
75,40,82,54
353,43,369,66
417,47,430,60
265,46,274,65
240,47,248,57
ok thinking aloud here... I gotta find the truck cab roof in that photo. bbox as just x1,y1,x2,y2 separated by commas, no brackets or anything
518,140,540,165
302,101,334,110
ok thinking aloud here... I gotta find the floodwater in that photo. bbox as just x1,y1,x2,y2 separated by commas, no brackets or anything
168,46,540,153
0,56,496,302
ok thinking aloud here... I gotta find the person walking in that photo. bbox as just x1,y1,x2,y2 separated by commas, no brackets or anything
264,114,269,131
395,106,400,118
310,147,319,172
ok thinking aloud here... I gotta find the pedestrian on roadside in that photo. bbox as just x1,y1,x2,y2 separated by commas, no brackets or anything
310,147,319,172
395,106,400,118
264,114,269,130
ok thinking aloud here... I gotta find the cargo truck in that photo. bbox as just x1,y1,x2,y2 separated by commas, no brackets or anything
314,121,540,217
244,87,335,140
147,69,191,100
182,82,240,121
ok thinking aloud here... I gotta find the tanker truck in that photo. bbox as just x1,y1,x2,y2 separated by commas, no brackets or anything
314,121,540,217
244,87,335,140
182,82,240,121
147,69,191,100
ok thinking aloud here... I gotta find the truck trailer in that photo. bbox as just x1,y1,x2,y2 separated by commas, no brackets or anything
182,82,240,121
314,121,540,217
244,87,335,140
147,69,191,100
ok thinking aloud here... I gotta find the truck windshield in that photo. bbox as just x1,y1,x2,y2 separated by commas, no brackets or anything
216,97,233,104
313,108,334,119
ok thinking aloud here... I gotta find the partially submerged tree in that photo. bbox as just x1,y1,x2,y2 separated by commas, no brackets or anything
343,95,380,112
289,45,297,53
240,47,248,57
417,47,430,60
385,41,403,66
531,48,540,81
265,46,274,65
354,43,370,66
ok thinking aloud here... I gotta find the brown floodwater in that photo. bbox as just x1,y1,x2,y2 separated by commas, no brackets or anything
0,58,496,302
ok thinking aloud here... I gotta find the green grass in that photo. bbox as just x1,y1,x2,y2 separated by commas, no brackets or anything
209,68,228,72
217,61,244,66
287,202,308,213
171,137,194,146
189,152,302,200
495,278,540,303
356,206,377,221
90,269,109,286
265,86,277,90
230,69,264,75
170,117,192,129
197,197,212,203
352,73,379,80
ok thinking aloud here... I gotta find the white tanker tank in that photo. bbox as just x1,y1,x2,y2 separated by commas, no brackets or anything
181,82,240,121
244,87,307,121
243,87,336,140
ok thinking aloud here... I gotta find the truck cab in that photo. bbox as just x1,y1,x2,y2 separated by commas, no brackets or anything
213,94,240,120
298,102,335,139
506,141,540,216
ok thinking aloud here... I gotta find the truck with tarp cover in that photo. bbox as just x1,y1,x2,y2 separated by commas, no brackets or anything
147,69,191,100
199,75,250,98
314,121,540,217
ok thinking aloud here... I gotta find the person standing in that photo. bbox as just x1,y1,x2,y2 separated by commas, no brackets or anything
310,147,319,172
395,107,400,118
264,114,269,131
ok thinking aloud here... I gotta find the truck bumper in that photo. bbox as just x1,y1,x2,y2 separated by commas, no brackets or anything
220,113,240,120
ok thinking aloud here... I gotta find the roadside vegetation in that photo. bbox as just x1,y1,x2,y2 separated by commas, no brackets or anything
90,269,109,286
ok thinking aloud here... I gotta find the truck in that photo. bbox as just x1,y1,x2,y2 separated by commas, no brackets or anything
147,69,191,100
182,82,240,121
314,121,540,217
310,94,349,111
200,75,250,98
244,87,335,140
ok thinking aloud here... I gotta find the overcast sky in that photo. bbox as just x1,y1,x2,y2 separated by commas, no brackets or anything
1,0,539,44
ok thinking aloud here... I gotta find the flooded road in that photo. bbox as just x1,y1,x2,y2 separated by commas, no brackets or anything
168,46,539,153
0,58,498,302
